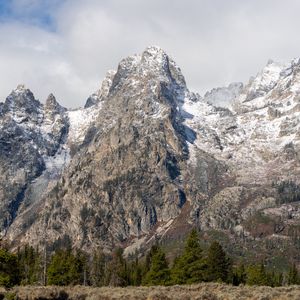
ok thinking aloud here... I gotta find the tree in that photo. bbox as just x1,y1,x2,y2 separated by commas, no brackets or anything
171,229,206,284
268,270,283,287
105,248,128,287
232,263,247,286
246,262,268,286
206,241,231,282
142,245,160,276
0,248,20,287
130,256,142,286
89,251,106,287
47,249,84,285
143,247,170,286
17,245,42,285
288,263,299,285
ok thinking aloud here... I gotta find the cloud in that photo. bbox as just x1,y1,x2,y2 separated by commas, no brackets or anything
0,0,300,107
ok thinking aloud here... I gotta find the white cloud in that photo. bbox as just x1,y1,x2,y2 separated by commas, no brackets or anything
1,0,300,107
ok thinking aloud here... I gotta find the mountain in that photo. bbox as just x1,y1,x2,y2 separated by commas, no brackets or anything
1,47,300,263
0,85,68,236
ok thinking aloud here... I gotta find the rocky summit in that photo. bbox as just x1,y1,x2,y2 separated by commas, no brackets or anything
1,46,300,262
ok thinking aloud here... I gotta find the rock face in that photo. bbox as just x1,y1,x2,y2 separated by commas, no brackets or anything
6,46,226,252
1,47,300,260
0,85,68,236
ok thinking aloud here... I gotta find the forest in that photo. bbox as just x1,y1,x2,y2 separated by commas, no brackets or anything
0,229,299,288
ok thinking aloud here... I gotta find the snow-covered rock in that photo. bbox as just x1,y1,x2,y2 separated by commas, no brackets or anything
203,82,243,109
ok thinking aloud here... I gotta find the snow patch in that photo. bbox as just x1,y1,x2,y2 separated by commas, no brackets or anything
67,105,101,144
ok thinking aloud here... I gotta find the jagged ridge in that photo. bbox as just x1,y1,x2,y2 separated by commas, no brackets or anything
0,47,299,262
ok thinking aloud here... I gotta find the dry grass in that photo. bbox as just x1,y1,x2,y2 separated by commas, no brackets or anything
1,283,300,300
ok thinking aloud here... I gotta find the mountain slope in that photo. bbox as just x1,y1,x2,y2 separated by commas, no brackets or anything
1,47,300,263
0,86,69,235
5,47,228,253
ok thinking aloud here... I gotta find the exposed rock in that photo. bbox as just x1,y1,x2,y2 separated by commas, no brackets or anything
1,48,300,258
0,87,68,236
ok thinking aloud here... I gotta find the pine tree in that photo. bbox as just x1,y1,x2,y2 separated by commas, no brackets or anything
268,270,283,287
232,263,247,286
47,249,84,285
76,250,89,286
206,241,231,282
143,247,170,286
106,248,128,287
131,257,142,286
0,248,20,287
246,262,268,286
288,263,299,285
89,251,106,287
143,244,160,276
17,245,42,285
171,229,206,284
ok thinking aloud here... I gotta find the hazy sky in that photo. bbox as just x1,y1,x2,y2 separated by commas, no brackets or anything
1,0,300,107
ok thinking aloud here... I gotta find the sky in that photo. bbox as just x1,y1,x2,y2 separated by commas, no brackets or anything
1,0,300,108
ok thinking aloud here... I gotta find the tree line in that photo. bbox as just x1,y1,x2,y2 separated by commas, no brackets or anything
0,229,299,287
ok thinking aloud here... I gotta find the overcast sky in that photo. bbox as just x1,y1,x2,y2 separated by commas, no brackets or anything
1,0,300,108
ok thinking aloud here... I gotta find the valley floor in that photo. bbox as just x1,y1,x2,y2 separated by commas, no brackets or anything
2,283,300,300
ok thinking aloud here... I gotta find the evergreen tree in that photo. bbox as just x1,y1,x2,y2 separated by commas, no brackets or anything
89,251,106,287
0,248,20,287
47,249,84,285
17,245,42,285
246,262,268,286
76,250,89,286
206,241,231,282
171,229,206,284
106,248,128,287
143,245,159,276
143,247,170,286
268,270,283,287
131,257,142,286
232,263,247,286
288,263,299,285
277,272,283,287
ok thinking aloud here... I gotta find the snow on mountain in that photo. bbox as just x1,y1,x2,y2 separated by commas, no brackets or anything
183,57,300,185
2,47,300,259
67,106,101,145
203,82,243,109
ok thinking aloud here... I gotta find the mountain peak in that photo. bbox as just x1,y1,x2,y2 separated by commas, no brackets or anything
142,46,186,87
141,45,170,70
106,46,186,98
14,84,27,94
45,93,65,113
45,93,58,107
144,45,165,53
142,45,167,60
9,84,36,100
6,85,39,108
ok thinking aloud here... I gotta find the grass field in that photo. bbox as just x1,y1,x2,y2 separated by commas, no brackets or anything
2,283,300,300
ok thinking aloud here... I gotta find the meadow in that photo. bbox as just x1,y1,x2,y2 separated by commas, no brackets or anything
2,283,300,300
